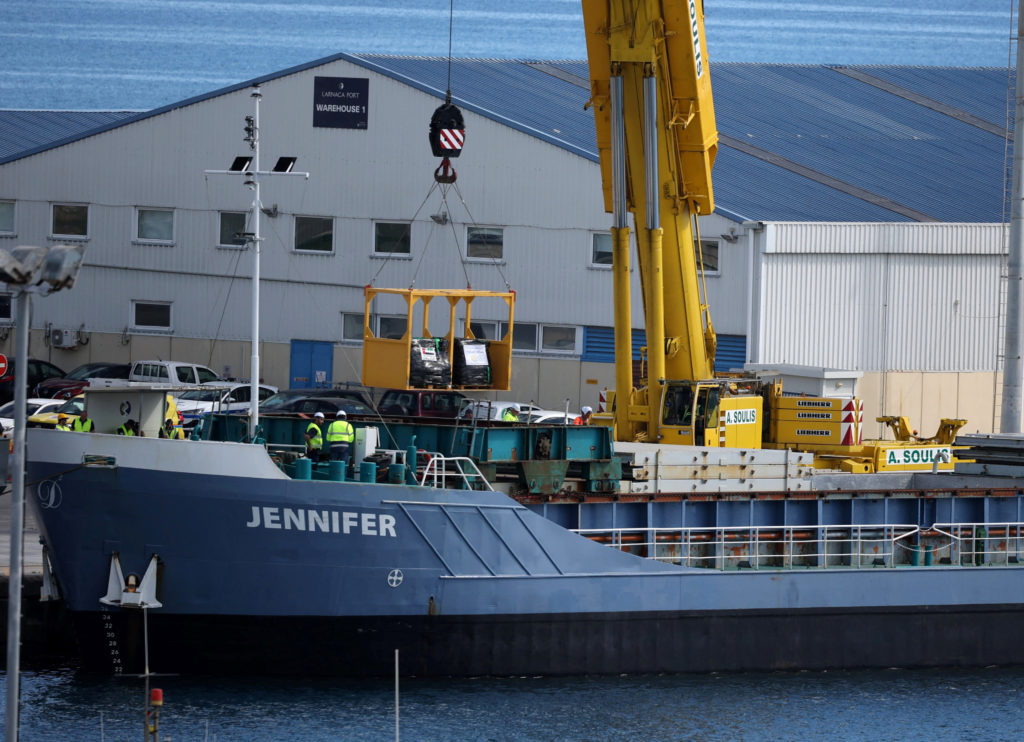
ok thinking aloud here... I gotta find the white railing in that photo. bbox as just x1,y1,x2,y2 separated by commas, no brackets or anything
571,522,1024,570
419,455,494,491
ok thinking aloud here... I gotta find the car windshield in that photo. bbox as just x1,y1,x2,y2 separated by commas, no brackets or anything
178,389,225,402
0,402,14,417
260,391,309,410
56,398,85,415
65,363,111,381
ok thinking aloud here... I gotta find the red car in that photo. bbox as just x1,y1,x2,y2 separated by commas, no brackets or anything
34,361,130,399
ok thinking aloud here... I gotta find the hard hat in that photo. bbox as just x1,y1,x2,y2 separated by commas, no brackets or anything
335,410,347,417
582,406,593,414
314,411,325,419
511,402,521,411
58,413,68,420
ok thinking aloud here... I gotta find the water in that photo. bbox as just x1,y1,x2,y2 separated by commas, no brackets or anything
0,0,1016,110
4,1,1024,737
3,663,1022,741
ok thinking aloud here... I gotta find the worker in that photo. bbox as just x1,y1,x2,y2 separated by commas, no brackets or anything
116,419,140,436
304,411,325,465
55,413,72,432
158,417,185,439
325,409,355,463
501,403,520,422
73,408,94,432
574,406,593,425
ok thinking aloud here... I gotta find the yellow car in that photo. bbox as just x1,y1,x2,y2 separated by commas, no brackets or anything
29,393,181,430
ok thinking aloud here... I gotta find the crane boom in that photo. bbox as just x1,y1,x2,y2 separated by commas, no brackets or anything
583,0,721,440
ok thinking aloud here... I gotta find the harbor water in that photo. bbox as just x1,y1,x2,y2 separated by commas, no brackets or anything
3,663,1023,741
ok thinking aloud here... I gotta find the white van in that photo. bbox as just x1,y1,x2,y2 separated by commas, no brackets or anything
129,360,221,386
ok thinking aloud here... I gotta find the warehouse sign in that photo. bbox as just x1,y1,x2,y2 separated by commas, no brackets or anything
313,76,368,129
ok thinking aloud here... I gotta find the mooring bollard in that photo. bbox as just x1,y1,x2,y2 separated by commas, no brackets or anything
294,458,312,480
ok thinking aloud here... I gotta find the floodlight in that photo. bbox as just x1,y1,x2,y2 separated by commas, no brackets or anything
39,243,85,289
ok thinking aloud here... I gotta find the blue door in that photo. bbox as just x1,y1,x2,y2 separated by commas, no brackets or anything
289,340,334,389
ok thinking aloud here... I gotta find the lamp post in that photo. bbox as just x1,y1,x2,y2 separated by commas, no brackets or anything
2,243,85,742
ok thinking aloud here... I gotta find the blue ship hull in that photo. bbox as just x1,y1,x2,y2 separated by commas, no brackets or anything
26,429,1024,677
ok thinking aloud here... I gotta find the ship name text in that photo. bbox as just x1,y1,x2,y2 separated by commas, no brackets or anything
245,506,397,537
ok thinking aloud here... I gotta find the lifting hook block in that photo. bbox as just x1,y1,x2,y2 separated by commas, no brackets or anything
434,157,457,184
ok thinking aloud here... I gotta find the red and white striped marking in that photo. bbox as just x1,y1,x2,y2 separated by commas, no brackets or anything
840,399,864,445
598,388,608,413
439,128,464,150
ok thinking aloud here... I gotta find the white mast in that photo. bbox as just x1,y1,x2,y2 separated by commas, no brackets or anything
206,84,308,441
1001,1,1024,433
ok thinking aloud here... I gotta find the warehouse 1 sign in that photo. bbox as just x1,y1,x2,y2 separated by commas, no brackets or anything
313,76,368,129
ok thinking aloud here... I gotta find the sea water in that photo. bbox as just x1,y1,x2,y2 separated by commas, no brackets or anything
0,0,1016,110
2,663,1023,741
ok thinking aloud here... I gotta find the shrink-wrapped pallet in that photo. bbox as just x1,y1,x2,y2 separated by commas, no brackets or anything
409,337,450,387
453,338,492,387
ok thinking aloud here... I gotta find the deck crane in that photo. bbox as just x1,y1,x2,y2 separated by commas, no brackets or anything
581,0,762,446
581,1,966,469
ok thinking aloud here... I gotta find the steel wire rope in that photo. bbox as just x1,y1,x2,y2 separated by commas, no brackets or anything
203,174,251,371
450,179,513,292
368,179,440,288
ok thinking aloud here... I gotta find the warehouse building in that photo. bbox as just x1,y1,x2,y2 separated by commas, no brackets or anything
0,54,1012,434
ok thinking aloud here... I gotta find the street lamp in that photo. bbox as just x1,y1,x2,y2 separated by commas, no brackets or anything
2,242,85,742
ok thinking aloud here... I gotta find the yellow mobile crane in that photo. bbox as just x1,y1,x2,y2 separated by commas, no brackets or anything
581,0,964,471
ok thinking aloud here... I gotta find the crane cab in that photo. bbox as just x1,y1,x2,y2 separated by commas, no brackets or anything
658,380,763,447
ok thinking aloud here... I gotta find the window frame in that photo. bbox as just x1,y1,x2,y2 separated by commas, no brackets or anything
500,321,538,353
294,214,335,254
373,221,412,257
218,211,249,248
590,231,613,269
0,201,15,236
130,300,172,333
695,238,721,276
133,206,175,245
540,324,580,354
50,203,89,240
465,226,504,262
341,312,365,342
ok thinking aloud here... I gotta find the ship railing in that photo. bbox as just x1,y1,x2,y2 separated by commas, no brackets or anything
419,455,494,491
929,522,1024,566
572,523,923,569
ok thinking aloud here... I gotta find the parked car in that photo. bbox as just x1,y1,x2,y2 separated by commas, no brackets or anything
129,360,221,385
261,396,376,417
259,388,375,414
376,389,467,419
34,361,131,399
458,399,543,421
175,382,279,425
0,397,66,436
0,358,66,405
525,409,579,424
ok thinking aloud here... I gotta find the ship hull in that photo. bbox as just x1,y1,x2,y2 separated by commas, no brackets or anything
27,429,1024,677
73,603,1024,677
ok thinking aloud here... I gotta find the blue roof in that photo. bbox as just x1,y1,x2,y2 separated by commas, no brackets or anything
0,54,1014,223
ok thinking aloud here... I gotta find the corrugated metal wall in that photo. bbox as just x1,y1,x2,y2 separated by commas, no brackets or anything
752,222,1005,371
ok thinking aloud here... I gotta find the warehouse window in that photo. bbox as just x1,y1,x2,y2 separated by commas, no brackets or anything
377,315,407,339
131,301,171,331
0,201,14,235
374,221,411,255
696,239,719,274
0,294,11,322
591,232,612,267
468,320,499,340
51,203,88,238
500,321,538,352
295,215,333,253
541,325,579,353
341,312,364,342
218,211,248,247
135,207,174,244
466,227,503,260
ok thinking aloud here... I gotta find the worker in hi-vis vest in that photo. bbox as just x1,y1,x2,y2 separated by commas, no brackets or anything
325,409,355,464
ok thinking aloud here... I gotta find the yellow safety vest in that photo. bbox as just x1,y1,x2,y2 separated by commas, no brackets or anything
305,422,323,449
326,419,354,444
73,417,94,432
117,424,134,436
502,408,518,422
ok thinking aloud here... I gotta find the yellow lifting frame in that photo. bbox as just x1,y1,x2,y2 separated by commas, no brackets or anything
361,286,515,390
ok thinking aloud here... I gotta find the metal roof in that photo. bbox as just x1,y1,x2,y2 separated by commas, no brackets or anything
0,109,138,162
0,53,1014,224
